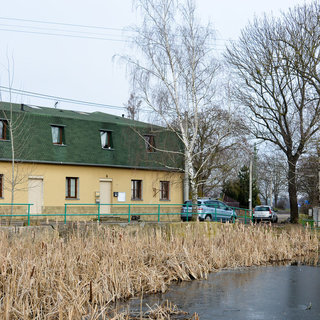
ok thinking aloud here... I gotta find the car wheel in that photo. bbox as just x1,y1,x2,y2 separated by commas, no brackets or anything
205,215,212,221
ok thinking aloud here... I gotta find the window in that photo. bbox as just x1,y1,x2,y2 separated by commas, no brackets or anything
100,130,113,149
131,180,142,200
144,135,156,152
205,201,219,208
218,202,228,210
0,174,3,198
160,181,170,200
66,177,78,199
51,125,65,145
0,120,8,140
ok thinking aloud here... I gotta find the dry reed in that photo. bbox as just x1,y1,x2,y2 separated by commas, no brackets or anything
0,222,318,319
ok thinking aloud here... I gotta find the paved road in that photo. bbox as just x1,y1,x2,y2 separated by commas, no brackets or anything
277,211,290,223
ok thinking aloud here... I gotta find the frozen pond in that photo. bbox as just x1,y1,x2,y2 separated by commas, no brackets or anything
126,265,320,319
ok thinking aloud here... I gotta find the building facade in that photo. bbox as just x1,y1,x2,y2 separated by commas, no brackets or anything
0,102,184,219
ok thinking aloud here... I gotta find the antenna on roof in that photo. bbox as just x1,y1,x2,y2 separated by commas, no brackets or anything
54,101,59,109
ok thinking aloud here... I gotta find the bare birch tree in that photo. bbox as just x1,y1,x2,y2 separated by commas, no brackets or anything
0,62,33,216
124,0,219,216
225,2,320,223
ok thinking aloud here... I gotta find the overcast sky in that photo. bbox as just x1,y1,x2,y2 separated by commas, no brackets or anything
0,0,313,116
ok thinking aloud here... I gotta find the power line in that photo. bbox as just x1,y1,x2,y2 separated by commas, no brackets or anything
0,16,236,44
0,26,228,52
0,86,127,111
0,22,130,38
0,16,133,33
0,86,153,114
0,27,130,43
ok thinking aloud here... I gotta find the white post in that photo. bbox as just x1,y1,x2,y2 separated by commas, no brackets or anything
249,158,253,213
184,162,189,202
269,177,273,207
314,208,319,227
183,113,189,202
318,143,320,226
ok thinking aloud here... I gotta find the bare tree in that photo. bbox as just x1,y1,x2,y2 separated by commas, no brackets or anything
0,61,34,216
296,146,320,207
124,92,142,120
123,0,220,217
257,151,287,207
189,107,248,196
225,2,320,223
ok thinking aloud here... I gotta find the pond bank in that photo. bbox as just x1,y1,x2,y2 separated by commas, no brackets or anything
0,222,319,318
123,264,320,320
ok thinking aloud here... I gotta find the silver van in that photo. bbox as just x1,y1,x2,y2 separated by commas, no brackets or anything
181,198,237,222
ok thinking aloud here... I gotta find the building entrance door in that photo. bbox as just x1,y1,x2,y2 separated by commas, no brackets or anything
28,176,44,214
99,179,112,214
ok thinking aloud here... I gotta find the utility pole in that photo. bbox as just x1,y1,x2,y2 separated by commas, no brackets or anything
183,112,189,201
249,158,253,213
317,142,320,226
269,177,273,207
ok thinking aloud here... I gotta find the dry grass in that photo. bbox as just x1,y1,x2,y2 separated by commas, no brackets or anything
0,222,318,319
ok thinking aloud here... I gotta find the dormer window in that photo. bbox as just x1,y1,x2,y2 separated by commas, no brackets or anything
0,120,8,140
51,125,65,145
100,130,113,149
144,135,156,152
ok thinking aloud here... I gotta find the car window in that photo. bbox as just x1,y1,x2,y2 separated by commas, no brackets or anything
255,206,270,211
218,202,228,210
183,201,201,207
205,201,219,208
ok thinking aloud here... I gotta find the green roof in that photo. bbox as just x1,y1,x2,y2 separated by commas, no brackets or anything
0,102,183,171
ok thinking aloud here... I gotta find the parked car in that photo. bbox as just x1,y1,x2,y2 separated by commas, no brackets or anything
253,205,278,223
181,198,237,222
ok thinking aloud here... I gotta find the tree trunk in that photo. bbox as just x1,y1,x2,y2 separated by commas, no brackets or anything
288,158,298,223
10,118,15,221
274,193,278,208
190,177,198,221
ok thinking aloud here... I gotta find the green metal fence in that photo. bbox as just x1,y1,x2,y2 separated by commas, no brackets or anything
0,202,255,226
0,203,33,225
0,203,319,229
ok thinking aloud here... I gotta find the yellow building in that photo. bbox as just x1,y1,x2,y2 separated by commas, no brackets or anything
0,103,184,221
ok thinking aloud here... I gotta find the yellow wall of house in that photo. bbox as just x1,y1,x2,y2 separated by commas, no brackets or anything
0,162,183,207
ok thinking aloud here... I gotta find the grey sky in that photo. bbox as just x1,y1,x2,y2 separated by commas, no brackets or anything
0,0,313,116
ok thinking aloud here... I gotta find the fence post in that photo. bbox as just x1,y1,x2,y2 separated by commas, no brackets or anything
158,204,161,222
244,209,247,224
98,203,101,222
128,204,131,223
27,204,31,226
64,204,67,224
215,207,217,221
186,203,189,222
